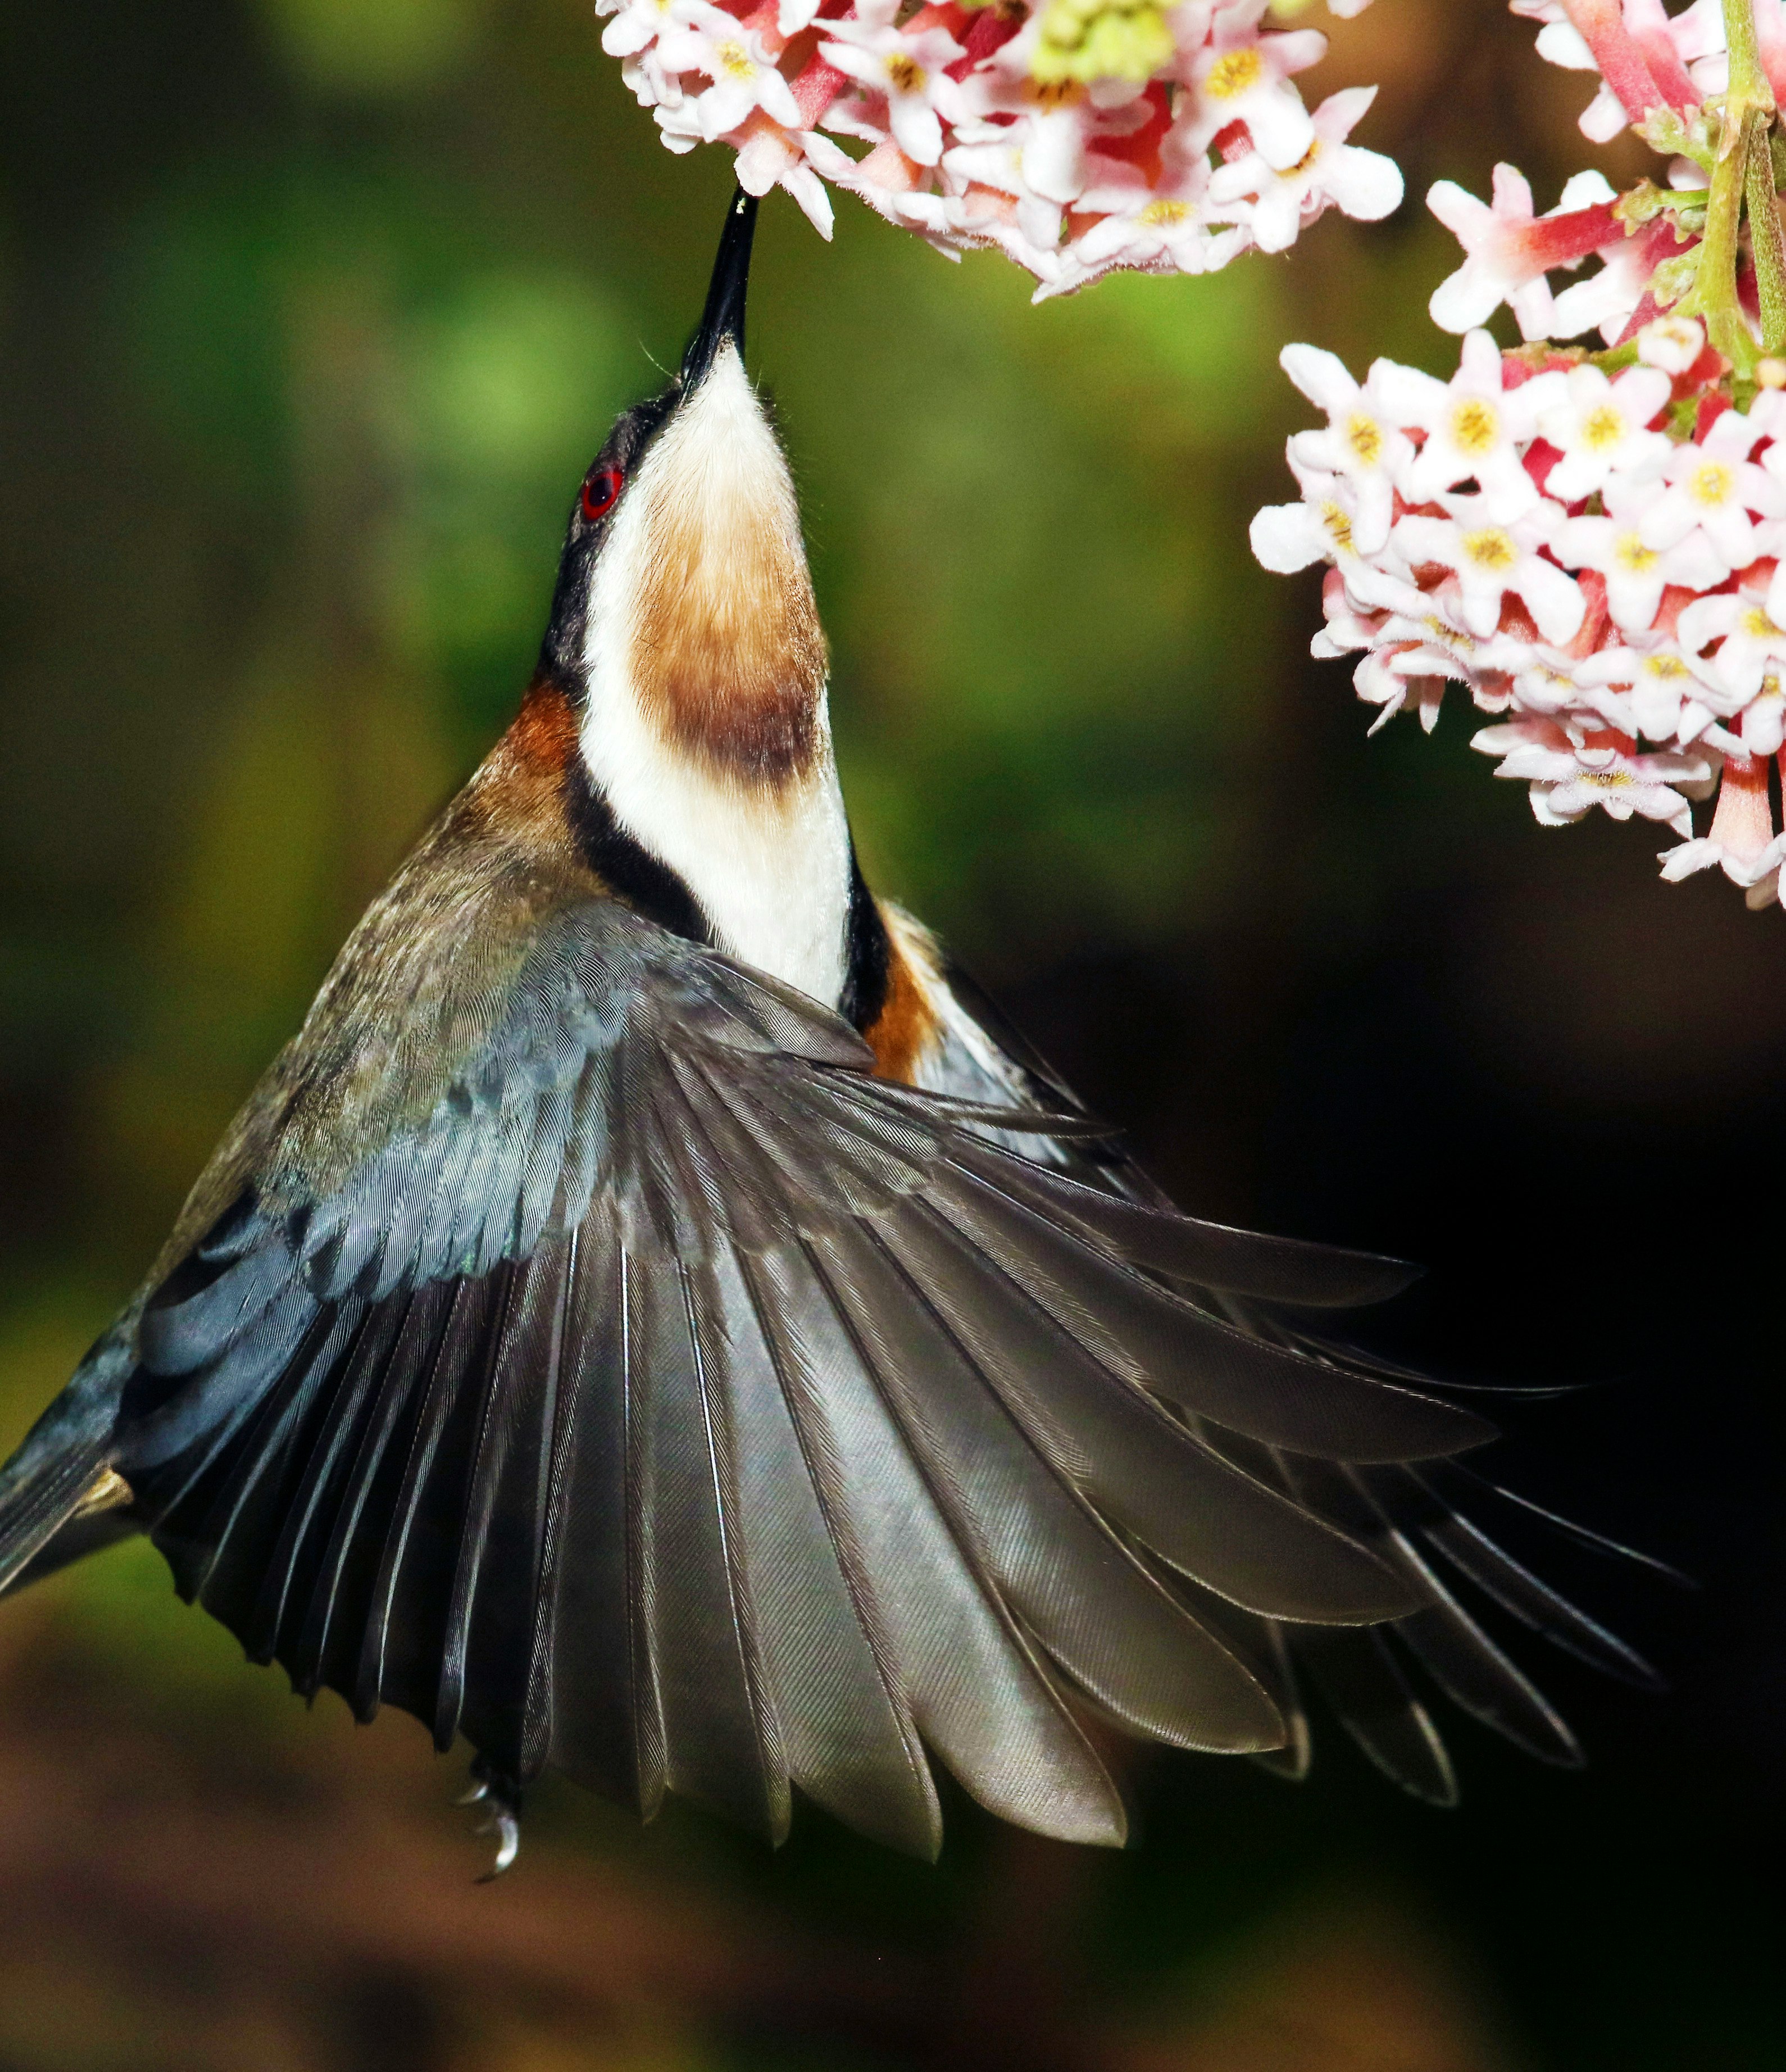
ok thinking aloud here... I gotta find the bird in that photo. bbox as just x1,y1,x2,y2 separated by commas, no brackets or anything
0,188,1663,1878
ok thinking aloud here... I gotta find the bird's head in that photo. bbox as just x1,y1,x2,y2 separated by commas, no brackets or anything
539,190,829,792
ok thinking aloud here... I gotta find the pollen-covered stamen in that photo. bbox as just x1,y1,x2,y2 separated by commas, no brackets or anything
1449,399,1502,457
1203,47,1263,99
1461,525,1517,570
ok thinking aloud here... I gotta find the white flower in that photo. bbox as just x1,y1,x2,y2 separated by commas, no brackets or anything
1426,165,1616,342
1178,11,1325,172
1678,587,1786,699
1278,343,1412,555
1206,86,1401,253
1538,363,1673,501
1659,755,1786,896
1473,721,1710,838
1737,669,1786,754
1395,494,1584,642
655,3,802,138
1639,411,1784,571
1555,476,1724,635
602,0,699,62
1575,639,1732,744
819,0,966,167
1355,644,1448,733
1376,329,1562,521
1251,466,1423,614
1064,152,1244,287
1637,314,1706,375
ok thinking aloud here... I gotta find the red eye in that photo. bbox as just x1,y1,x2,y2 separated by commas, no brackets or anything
581,467,624,522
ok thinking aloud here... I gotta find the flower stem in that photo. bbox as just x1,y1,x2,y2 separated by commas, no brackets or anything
1745,113,1786,353
1676,0,1779,372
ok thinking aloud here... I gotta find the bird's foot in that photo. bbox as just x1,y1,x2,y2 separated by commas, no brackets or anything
457,1756,522,1881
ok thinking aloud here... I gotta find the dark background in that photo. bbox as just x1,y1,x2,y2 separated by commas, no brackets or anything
0,1,1779,2065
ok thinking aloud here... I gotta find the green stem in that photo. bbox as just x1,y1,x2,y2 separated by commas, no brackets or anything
1676,0,1778,374
1745,113,1786,353
1724,0,1776,120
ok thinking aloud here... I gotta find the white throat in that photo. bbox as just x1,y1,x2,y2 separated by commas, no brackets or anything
576,347,852,1008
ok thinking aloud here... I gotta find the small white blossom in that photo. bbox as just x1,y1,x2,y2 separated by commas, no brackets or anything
1474,722,1709,838
1678,587,1786,701
1278,343,1413,555
1427,166,1616,341
1178,10,1325,171
1639,412,1784,572
654,2,802,138
1637,315,1707,375
1555,476,1723,635
1206,86,1401,254
1378,329,1562,521
819,0,966,168
1538,363,1673,502
1395,494,1584,643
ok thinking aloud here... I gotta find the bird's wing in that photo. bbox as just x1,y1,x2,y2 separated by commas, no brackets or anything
903,951,1662,1809
30,890,1519,1856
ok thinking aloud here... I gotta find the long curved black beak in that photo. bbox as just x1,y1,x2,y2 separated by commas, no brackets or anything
681,188,759,391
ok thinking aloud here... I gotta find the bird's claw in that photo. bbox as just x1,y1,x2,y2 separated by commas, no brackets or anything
458,1759,522,1880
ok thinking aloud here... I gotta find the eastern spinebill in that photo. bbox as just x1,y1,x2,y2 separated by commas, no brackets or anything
0,190,1659,1877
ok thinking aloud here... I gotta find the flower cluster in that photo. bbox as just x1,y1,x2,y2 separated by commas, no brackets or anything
1256,0,1786,910
595,0,1402,297
1254,319,1786,906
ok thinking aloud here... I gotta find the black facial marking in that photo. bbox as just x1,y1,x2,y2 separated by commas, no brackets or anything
561,756,712,947
838,848,890,1035
537,386,680,695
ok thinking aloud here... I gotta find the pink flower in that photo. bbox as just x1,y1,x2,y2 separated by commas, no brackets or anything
1426,165,1620,340
1660,754,1786,898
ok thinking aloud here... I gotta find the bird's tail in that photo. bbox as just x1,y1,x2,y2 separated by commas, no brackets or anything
0,1324,135,1595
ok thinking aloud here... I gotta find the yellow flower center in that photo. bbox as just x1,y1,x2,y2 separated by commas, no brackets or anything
1423,614,1474,651
1449,398,1500,456
716,38,755,77
1320,501,1353,553
1580,403,1626,451
1204,47,1263,98
1641,656,1689,680
1137,198,1190,227
1280,139,1321,179
1741,607,1780,640
1579,770,1635,790
1689,461,1734,506
1345,413,1383,466
1612,531,1657,574
1461,526,1516,571
885,52,925,91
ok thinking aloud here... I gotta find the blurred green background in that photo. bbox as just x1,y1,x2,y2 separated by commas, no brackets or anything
1,1,1782,2066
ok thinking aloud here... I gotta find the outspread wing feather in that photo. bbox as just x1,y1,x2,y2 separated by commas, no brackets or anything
0,893,1657,1849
